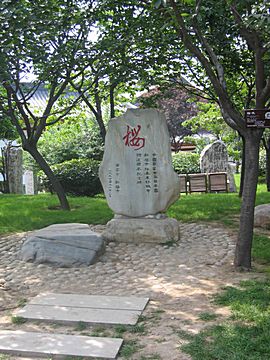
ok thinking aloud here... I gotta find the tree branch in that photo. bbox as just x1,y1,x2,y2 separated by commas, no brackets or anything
2,81,32,138
168,0,244,131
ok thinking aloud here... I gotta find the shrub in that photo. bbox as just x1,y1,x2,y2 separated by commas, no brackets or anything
39,158,103,196
38,120,104,165
172,152,200,174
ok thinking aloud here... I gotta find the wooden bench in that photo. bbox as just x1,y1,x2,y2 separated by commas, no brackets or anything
179,174,188,194
208,172,228,192
188,173,208,193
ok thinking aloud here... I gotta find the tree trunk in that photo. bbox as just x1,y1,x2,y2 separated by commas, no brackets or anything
2,146,10,193
94,82,106,142
239,135,245,198
234,130,262,270
109,84,116,119
23,143,70,211
96,114,106,143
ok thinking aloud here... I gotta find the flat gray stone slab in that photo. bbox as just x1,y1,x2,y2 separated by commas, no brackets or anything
29,293,149,311
0,330,123,359
17,304,142,325
19,223,105,267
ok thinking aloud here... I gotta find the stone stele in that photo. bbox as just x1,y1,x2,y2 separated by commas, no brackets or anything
7,147,23,194
99,108,180,217
200,140,236,192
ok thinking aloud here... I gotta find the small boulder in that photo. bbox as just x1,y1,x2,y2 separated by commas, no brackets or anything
254,204,270,228
19,223,105,267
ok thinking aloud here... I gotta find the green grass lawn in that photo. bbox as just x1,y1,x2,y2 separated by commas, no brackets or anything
1,175,270,233
0,191,243,233
0,193,113,234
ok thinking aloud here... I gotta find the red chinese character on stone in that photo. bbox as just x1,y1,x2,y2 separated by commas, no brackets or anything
123,125,145,150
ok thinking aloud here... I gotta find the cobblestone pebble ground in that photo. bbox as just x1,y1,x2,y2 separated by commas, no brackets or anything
0,222,261,360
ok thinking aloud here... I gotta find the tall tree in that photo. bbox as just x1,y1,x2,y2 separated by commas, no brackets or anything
139,86,198,148
156,0,270,269
97,0,270,269
69,1,182,140
0,0,98,209
184,102,242,169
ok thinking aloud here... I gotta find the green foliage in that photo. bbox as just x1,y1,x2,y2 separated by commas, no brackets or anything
39,158,103,196
176,329,195,341
198,312,218,321
183,103,241,163
90,325,111,337
120,340,141,358
17,298,27,307
182,136,210,154
75,321,87,332
182,280,270,360
172,152,200,174
0,116,17,140
38,117,104,165
11,316,26,325
183,102,226,139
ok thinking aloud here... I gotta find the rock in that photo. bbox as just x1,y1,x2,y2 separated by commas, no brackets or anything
254,204,270,228
102,217,180,244
99,108,180,217
19,223,105,267
6,147,23,194
200,140,229,173
200,140,236,192
23,169,38,195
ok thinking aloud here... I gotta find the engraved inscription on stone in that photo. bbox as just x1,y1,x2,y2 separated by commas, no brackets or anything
99,109,180,217
200,140,228,173
200,140,236,192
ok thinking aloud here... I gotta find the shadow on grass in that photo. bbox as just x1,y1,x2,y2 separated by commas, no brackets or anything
181,280,270,360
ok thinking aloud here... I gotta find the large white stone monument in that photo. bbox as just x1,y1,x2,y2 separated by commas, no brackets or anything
200,140,236,192
99,108,180,243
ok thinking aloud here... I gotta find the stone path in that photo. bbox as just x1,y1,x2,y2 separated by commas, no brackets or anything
0,222,262,360
0,330,123,359
16,294,149,325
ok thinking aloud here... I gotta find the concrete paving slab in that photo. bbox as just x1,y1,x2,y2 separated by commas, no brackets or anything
17,304,141,325
29,293,149,311
0,330,123,359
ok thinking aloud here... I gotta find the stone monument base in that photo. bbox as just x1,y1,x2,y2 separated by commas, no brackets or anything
102,216,180,244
